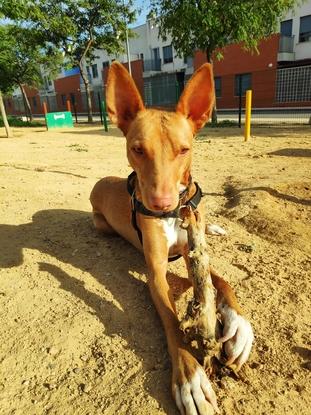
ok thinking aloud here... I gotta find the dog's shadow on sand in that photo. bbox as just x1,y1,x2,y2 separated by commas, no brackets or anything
0,209,184,414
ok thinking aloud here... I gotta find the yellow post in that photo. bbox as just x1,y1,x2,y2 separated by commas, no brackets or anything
244,89,252,141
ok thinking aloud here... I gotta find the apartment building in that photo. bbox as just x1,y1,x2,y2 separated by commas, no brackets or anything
4,1,311,115
93,19,191,107
194,1,311,108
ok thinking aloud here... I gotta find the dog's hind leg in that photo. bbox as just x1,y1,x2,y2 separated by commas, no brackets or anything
92,211,116,235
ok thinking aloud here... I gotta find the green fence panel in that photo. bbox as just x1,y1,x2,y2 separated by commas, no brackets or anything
46,111,73,129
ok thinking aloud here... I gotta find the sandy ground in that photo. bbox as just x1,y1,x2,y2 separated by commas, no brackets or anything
0,124,310,415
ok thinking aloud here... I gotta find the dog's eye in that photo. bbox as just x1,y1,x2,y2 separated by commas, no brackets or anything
180,148,190,155
132,147,144,155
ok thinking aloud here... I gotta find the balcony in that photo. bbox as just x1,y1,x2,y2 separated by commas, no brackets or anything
278,35,295,62
143,59,162,72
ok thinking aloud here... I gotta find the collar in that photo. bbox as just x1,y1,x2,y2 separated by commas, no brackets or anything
127,171,203,219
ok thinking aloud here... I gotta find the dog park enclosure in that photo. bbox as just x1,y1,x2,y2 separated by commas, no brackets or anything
0,124,310,415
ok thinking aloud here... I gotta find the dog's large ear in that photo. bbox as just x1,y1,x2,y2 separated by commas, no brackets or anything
176,63,215,132
106,61,145,135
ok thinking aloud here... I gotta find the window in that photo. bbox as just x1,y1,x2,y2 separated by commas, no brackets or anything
92,64,98,78
214,77,221,98
299,15,311,42
70,93,76,104
163,45,173,64
151,48,161,69
32,97,37,108
153,47,160,61
183,56,193,67
44,76,50,90
235,73,252,96
102,61,109,69
86,66,91,77
44,76,52,87
281,19,293,37
61,94,66,105
183,56,192,64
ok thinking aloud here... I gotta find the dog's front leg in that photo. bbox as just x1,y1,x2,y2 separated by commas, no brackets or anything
210,267,254,371
140,218,219,415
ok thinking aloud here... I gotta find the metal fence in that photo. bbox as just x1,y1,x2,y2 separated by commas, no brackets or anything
144,73,181,107
276,65,311,103
40,94,58,112
6,65,311,126
216,108,311,126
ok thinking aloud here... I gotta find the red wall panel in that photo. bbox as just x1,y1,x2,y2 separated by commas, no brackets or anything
194,35,280,108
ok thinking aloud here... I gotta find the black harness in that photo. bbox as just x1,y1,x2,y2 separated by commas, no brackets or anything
127,171,203,261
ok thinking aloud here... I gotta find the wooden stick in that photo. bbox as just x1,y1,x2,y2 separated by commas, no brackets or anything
180,206,220,372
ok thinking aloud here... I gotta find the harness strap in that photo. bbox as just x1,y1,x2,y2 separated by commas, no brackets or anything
127,171,203,262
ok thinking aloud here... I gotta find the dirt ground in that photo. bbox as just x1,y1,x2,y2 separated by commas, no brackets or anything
0,124,310,415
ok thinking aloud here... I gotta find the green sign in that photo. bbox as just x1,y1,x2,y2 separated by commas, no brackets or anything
45,111,73,129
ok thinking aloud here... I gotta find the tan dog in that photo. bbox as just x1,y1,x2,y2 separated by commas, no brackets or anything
90,62,253,415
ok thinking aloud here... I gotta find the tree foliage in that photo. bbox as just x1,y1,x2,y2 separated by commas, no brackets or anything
0,0,136,121
0,25,61,94
0,24,62,120
150,0,300,60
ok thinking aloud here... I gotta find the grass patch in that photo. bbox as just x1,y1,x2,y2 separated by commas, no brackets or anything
206,119,239,128
0,115,44,127
67,144,88,152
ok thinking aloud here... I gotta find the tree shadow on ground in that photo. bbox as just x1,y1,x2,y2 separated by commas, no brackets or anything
268,148,311,158
224,183,311,209
197,126,310,140
292,346,311,369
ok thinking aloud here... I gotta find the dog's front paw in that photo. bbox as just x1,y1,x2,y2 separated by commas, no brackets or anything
172,349,219,415
218,303,254,371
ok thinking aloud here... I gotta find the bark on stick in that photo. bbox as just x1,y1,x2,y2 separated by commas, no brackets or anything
180,206,220,371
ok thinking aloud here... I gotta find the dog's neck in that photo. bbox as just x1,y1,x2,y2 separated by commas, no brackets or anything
127,171,203,226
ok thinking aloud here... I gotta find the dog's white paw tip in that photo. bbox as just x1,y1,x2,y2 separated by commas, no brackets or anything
174,368,219,415
218,304,254,369
207,224,227,236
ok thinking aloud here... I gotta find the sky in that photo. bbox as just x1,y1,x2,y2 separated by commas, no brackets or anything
131,0,151,27
1,1,152,28
0,1,151,32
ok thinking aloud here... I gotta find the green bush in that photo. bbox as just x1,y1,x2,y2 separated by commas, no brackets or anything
0,115,44,127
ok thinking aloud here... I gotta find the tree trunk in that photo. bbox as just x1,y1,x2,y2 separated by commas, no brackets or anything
0,92,13,138
19,84,33,122
206,48,211,63
206,48,218,124
79,64,93,123
211,105,218,124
